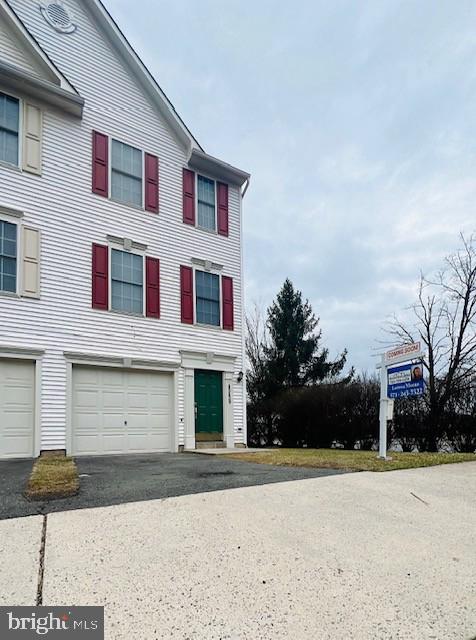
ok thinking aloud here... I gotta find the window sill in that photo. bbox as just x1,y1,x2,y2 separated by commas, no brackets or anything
109,308,145,319
195,322,223,331
196,225,218,236
109,197,144,213
0,290,20,299
0,160,21,173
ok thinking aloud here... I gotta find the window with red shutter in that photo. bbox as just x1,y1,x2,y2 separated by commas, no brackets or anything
217,182,229,236
92,243,108,309
145,153,159,213
222,275,234,330
180,265,194,323
146,257,160,318
92,131,109,197
183,169,195,225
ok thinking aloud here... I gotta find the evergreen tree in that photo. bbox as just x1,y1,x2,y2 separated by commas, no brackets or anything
264,279,348,390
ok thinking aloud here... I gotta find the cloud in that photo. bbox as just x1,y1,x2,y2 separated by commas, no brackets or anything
108,0,476,371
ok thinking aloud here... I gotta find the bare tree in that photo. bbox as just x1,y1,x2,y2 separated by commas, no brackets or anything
386,234,476,450
245,303,276,446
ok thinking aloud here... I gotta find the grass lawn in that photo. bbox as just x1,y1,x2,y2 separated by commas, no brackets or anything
227,448,476,472
25,455,79,501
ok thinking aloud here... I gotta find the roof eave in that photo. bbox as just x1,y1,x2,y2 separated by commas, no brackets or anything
188,149,250,189
0,61,84,117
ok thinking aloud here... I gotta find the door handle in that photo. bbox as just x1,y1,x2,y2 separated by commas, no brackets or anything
194,403,198,419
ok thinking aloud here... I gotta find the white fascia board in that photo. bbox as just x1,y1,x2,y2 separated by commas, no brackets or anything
0,61,84,118
188,149,251,188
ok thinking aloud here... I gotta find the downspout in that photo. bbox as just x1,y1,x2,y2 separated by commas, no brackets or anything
240,177,250,446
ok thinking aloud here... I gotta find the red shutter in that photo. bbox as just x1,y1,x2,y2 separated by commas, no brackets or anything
180,265,194,324
217,182,229,236
92,243,108,310
183,169,195,225
145,153,159,213
146,257,160,318
222,276,234,330
92,131,109,197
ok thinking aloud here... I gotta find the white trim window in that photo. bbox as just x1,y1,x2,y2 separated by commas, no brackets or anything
111,248,144,314
0,91,20,167
0,219,17,293
197,175,216,231
195,269,220,326
111,139,143,207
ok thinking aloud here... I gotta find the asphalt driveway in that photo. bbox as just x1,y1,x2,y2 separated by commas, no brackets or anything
1,462,474,638
0,452,348,520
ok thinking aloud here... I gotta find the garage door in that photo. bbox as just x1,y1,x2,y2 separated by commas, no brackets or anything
0,359,35,459
72,366,173,455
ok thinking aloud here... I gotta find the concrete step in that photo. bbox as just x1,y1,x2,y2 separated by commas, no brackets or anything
196,441,225,449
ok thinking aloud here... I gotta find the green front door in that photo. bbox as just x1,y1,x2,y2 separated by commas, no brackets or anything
195,370,223,441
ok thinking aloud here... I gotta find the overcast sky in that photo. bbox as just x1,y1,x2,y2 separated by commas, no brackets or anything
109,0,476,373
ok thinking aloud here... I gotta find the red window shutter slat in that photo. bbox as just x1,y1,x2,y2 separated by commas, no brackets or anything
222,275,234,330
217,182,229,236
145,153,159,213
183,169,195,225
92,131,109,197
92,243,108,310
146,257,160,318
180,265,194,324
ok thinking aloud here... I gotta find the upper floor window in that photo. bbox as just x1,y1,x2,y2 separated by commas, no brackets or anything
111,140,143,207
197,176,216,231
196,270,220,326
92,132,159,212
0,92,20,167
111,248,143,314
0,220,17,293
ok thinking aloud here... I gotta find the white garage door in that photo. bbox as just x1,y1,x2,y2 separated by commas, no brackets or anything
0,359,35,459
72,366,174,455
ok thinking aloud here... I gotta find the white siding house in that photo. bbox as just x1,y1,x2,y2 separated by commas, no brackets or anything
0,0,249,458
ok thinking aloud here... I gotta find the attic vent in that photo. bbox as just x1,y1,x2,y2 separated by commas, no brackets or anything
40,1,77,33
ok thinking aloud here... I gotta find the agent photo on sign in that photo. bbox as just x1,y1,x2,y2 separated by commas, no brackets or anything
411,364,423,381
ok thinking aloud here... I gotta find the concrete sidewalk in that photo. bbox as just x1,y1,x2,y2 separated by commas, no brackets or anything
2,462,476,639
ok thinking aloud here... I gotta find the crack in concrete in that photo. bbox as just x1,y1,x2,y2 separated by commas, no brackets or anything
410,491,430,506
36,514,47,606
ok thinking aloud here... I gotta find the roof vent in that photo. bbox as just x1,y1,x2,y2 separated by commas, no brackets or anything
40,1,76,34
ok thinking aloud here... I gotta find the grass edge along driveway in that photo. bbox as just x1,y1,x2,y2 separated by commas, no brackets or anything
227,449,476,472
25,455,79,501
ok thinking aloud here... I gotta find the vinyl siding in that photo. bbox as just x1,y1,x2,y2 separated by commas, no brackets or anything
0,16,45,77
0,0,245,449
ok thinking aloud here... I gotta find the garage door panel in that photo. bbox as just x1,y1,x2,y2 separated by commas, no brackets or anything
103,413,124,429
73,435,99,455
127,392,148,409
2,434,32,457
72,366,173,455
75,390,99,408
103,391,125,409
74,412,100,429
0,360,35,459
4,409,34,430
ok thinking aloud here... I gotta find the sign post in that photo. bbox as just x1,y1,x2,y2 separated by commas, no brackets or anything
377,342,425,459
378,354,388,458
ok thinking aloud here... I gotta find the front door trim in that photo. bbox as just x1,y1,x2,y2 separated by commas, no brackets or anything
181,351,235,450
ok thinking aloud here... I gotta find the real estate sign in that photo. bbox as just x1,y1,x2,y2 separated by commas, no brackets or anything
385,342,422,365
387,362,424,399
